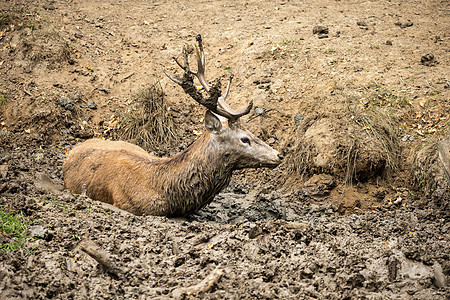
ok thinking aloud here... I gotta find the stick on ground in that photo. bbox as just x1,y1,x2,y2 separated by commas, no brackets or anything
78,239,123,277
172,267,224,298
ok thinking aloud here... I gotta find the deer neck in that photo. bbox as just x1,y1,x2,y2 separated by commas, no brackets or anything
160,132,232,216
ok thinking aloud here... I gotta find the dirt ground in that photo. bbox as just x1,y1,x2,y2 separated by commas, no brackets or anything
0,0,449,298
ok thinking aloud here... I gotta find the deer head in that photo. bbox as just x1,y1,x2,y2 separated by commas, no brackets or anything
163,35,283,170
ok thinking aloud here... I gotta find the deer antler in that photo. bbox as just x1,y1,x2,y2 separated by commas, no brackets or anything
162,34,253,122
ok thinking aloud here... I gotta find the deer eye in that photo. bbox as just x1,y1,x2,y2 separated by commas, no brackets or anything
240,137,251,145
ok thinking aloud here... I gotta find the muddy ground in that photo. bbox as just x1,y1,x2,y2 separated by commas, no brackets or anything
0,0,449,299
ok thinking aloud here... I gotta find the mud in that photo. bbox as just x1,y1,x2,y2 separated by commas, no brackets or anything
0,0,449,298
0,143,448,298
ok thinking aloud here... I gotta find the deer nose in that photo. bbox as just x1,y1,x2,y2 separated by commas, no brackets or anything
277,153,284,160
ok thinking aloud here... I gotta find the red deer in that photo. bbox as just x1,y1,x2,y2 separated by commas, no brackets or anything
62,35,282,217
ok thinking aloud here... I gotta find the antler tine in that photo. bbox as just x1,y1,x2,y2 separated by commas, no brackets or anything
162,65,183,85
217,74,253,122
193,34,210,92
162,45,191,85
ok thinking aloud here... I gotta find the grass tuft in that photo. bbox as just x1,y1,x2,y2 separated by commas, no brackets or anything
0,206,29,252
116,79,177,154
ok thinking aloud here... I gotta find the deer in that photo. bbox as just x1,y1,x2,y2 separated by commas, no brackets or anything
62,35,283,217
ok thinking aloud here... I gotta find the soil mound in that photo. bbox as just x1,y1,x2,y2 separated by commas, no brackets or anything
287,104,399,182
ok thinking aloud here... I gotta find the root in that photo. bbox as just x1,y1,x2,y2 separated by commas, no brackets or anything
172,267,224,298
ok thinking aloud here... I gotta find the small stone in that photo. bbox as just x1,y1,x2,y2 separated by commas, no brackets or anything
301,267,314,278
59,96,75,111
356,20,367,27
395,21,414,28
294,114,303,125
29,225,54,241
29,225,47,239
248,225,263,239
432,263,446,288
66,257,77,273
421,53,437,66
87,101,98,110
253,78,271,85
254,107,265,116
312,25,328,35
401,21,413,28
386,40,392,46
401,135,414,142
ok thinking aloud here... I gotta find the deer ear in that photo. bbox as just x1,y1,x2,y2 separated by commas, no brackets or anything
204,110,223,133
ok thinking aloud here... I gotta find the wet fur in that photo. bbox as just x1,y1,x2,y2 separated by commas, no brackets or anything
63,134,233,216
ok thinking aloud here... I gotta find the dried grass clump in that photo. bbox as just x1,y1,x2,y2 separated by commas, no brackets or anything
117,80,177,154
409,134,449,198
348,103,400,174
286,97,399,183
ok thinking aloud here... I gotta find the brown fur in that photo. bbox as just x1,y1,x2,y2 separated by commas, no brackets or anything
62,113,282,216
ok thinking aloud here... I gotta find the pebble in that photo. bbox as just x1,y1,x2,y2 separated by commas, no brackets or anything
29,225,48,239
313,25,328,35
401,135,414,142
421,53,437,66
395,21,413,28
59,96,75,111
432,263,446,288
254,107,265,116
356,20,367,27
294,114,303,126
87,101,98,110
